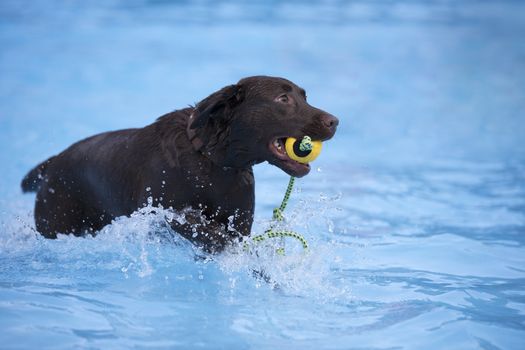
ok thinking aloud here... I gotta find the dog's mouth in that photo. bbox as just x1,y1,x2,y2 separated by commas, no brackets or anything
268,137,311,177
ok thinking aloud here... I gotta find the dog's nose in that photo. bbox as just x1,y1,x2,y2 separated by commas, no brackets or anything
321,114,339,132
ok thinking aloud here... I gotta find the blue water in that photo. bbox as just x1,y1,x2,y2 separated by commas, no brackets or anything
1,1,525,349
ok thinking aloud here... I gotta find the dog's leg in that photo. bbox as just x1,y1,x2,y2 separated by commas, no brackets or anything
33,176,106,237
34,187,86,238
168,208,243,253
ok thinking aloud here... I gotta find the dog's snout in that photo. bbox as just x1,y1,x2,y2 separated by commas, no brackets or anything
321,114,339,132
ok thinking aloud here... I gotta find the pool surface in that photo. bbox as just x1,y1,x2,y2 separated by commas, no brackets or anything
1,1,525,349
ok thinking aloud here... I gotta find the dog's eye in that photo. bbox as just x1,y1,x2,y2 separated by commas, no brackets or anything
276,94,289,104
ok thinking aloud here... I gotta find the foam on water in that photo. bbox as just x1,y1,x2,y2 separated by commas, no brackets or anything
0,192,352,303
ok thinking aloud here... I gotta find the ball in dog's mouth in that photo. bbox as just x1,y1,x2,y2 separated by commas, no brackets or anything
284,137,322,163
268,137,318,177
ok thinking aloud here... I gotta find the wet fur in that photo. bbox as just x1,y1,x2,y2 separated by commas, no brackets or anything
21,76,338,252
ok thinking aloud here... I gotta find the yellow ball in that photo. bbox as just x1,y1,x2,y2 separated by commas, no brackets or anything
285,137,322,164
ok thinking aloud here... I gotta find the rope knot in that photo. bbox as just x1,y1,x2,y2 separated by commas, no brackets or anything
272,207,284,221
299,136,313,152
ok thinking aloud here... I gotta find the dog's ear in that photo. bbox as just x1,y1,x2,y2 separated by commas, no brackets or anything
190,84,244,129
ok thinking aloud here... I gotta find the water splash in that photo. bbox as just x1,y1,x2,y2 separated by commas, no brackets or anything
0,193,352,301
216,190,354,301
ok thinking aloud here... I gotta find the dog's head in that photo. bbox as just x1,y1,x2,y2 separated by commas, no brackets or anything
189,76,338,177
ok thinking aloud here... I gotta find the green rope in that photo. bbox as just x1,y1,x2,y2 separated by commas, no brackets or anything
248,137,312,253
272,176,294,221
264,229,309,250
247,177,309,254
251,176,308,254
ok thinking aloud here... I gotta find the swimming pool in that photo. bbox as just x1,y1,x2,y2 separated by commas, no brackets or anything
1,1,524,349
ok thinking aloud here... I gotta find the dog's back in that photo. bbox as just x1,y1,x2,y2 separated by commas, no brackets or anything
21,76,337,252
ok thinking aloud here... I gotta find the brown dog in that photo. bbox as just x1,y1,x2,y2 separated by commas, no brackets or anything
21,76,338,252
